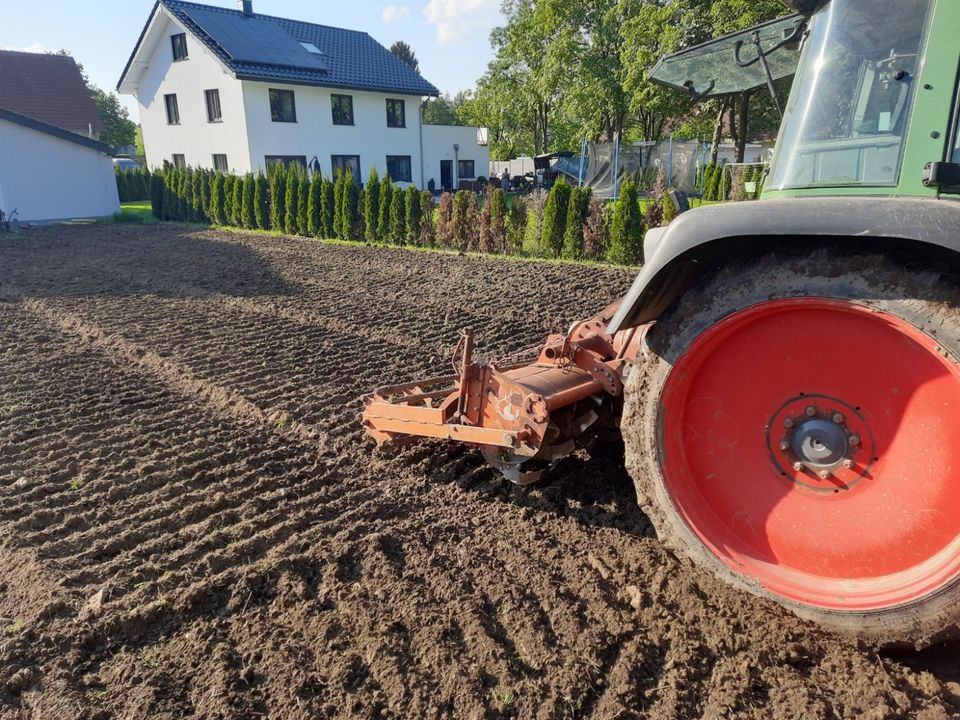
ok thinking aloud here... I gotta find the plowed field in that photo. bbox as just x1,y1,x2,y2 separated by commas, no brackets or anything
1,224,958,720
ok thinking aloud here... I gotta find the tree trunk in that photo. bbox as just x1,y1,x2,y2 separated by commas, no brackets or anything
735,92,751,162
709,100,725,164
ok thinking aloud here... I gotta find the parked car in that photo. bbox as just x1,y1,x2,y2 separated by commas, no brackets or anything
113,158,139,171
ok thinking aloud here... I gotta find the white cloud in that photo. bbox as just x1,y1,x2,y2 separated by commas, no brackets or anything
423,0,499,44
2,41,50,54
382,4,411,23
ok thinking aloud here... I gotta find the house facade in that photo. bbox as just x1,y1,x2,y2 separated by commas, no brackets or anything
119,0,489,189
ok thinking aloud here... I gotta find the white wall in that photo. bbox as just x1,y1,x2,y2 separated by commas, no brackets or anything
136,14,252,173
0,119,119,222
422,125,491,191
241,81,424,185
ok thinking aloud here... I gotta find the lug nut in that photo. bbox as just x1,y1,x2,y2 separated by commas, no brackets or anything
805,406,817,417
842,459,855,469
784,418,795,429
832,413,845,424
849,435,861,447
779,440,790,452
793,462,804,472
819,470,832,480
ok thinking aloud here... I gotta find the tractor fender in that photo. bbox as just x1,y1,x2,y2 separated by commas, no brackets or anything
606,196,960,334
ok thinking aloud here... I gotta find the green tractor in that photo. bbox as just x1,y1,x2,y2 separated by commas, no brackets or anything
364,0,960,646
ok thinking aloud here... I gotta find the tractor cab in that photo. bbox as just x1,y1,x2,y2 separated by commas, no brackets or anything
651,0,959,198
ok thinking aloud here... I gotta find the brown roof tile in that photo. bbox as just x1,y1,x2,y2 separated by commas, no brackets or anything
0,50,104,134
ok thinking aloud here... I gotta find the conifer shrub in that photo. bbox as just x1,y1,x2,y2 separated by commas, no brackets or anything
561,186,591,259
404,185,421,245
254,172,269,229
321,177,335,238
419,191,435,247
389,186,405,244
364,167,381,243
307,172,322,236
542,178,571,257
377,176,393,242
607,180,644,265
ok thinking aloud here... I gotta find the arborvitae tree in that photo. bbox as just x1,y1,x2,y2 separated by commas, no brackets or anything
223,175,235,225
436,192,454,248
404,185,421,245
451,190,471,251
307,172,323,237
209,172,225,225
506,196,527,255
608,180,644,265
478,196,493,253
321,177,335,238
254,172,269,229
151,172,165,219
231,173,244,226
201,170,213,219
419,191,435,247
191,169,204,222
241,173,256,229
721,165,732,200
332,171,344,238
582,196,607,261
363,166,381,243
162,170,174,220
377,176,393,242
341,172,358,240
269,163,285,230
284,163,299,234
488,188,508,254
542,178,572,257
389,186,405,244
465,192,481,252
297,169,310,234
562,186,592,260
181,169,194,222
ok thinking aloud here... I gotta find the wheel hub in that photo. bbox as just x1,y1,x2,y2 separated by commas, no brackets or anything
791,417,848,467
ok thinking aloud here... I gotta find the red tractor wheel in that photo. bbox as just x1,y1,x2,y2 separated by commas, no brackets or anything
623,251,960,644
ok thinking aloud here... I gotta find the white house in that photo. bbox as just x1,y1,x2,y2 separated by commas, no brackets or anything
0,108,119,224
118,0,489,190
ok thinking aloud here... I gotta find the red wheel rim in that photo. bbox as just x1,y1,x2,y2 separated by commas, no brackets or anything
661,298,960,611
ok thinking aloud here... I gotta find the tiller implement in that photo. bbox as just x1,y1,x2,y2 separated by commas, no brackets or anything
362,302,646,484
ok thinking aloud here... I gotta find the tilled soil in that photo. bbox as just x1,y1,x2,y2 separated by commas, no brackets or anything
0,223,958,720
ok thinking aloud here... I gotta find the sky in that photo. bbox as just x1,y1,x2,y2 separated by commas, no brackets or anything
1,0,504,116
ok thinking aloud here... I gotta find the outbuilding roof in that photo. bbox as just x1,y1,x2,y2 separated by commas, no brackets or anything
0,51,105,135
0,107,113,154
120,0,440,97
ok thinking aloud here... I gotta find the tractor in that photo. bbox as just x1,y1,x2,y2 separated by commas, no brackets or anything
363,0,960,646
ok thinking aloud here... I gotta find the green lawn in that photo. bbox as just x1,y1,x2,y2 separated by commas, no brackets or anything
115,201,156,223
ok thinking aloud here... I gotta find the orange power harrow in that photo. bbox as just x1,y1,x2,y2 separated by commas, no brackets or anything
361,302,647,484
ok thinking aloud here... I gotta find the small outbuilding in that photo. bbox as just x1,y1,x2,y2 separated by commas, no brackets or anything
0,108,119,223
0,50,119,224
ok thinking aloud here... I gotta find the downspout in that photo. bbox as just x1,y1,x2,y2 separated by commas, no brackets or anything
453,143,460,190
419,99,427,188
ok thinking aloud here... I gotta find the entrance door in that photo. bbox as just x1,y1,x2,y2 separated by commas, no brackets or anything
441,160,453,191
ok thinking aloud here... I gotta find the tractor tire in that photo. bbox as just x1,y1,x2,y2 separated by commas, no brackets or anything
622,249,960,646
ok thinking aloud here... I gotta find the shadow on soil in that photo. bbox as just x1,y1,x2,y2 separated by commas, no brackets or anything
431,440,655,540
0,224,295,300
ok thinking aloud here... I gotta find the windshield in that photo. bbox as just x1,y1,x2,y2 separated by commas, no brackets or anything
767,0,932,190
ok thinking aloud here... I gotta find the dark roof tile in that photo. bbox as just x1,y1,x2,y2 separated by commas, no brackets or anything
0,51,104,134
158,0,439,96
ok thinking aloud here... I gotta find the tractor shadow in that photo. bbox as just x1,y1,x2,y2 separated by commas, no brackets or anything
450,439,655,540
882,639,960,688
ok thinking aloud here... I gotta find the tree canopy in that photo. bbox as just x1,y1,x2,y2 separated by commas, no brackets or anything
53,49,137,148
467,0,791,160
389,41,420,73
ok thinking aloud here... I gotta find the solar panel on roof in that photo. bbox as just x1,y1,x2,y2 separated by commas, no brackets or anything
187,6,329,72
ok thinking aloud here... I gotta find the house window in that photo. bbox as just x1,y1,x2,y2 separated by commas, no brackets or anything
265,155,307,170
205,89,222,122
331,94,354,126
164,94,180,125
386,155,412,182
458,160,476,179
172,154,186,169
386,99,406,128
331,155,361,181
269,89,297,123
171,33,188,61
213,154,229,172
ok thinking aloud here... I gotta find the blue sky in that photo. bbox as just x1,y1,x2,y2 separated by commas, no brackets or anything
2,0,503,116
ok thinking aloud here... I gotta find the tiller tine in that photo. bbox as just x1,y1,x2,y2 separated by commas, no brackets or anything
361,302,649,484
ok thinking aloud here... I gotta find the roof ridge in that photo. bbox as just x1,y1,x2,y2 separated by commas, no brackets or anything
160,0,372,38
